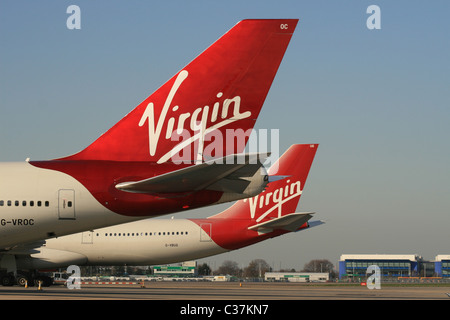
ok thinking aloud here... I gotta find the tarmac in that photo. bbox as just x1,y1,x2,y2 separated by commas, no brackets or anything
0,281,448,300
0,282,446,318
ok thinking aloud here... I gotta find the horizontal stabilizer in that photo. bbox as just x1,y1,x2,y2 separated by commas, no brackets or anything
116,152,269,194
307,220,326,228
248,212,315,232
268,175,290,183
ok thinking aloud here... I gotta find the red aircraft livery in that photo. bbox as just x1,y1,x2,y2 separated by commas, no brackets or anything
0,20,299,251
21,144,321,272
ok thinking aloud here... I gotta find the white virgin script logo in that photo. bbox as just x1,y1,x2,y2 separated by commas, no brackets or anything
244,179,302,222
139,70,252,163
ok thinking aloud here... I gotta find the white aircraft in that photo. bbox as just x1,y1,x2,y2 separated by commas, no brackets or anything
6,144,322,286
0,19,298,254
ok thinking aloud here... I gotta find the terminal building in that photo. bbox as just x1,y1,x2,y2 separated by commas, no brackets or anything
339,254,421,279
435,255,450,278
339,254,450,280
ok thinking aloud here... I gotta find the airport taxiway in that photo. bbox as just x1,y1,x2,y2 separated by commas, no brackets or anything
0,282,448,300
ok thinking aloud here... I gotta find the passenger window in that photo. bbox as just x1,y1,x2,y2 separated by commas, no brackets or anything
30,201,34,207
45,201,49,207
15,201,19,206
37,201,42,207
0,200,3,206
7,201,11,206
22,201,26,206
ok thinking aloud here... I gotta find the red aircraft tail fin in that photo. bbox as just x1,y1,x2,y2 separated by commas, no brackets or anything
60,19,299,163
212,144,318,222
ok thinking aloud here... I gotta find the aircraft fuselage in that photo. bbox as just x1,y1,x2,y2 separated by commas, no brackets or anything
0,161,223,248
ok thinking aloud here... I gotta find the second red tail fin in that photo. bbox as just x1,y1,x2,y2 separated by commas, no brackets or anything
211,144,318,221
59,19,299,163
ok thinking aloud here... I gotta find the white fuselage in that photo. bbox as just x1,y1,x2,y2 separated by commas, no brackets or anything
0,162,139,248
42,218,227,267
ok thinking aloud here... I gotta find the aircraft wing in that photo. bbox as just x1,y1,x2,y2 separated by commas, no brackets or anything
248,212,316,232
2,240,46,254
115,153,269,195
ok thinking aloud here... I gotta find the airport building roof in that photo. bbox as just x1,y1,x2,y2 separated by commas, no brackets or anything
435,255,450,261
340,254,422,262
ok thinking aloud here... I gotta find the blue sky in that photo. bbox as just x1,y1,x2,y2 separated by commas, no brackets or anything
1,1,449,270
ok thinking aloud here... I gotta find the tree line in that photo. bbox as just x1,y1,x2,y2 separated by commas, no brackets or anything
78,258,336,279
198,259,336,279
